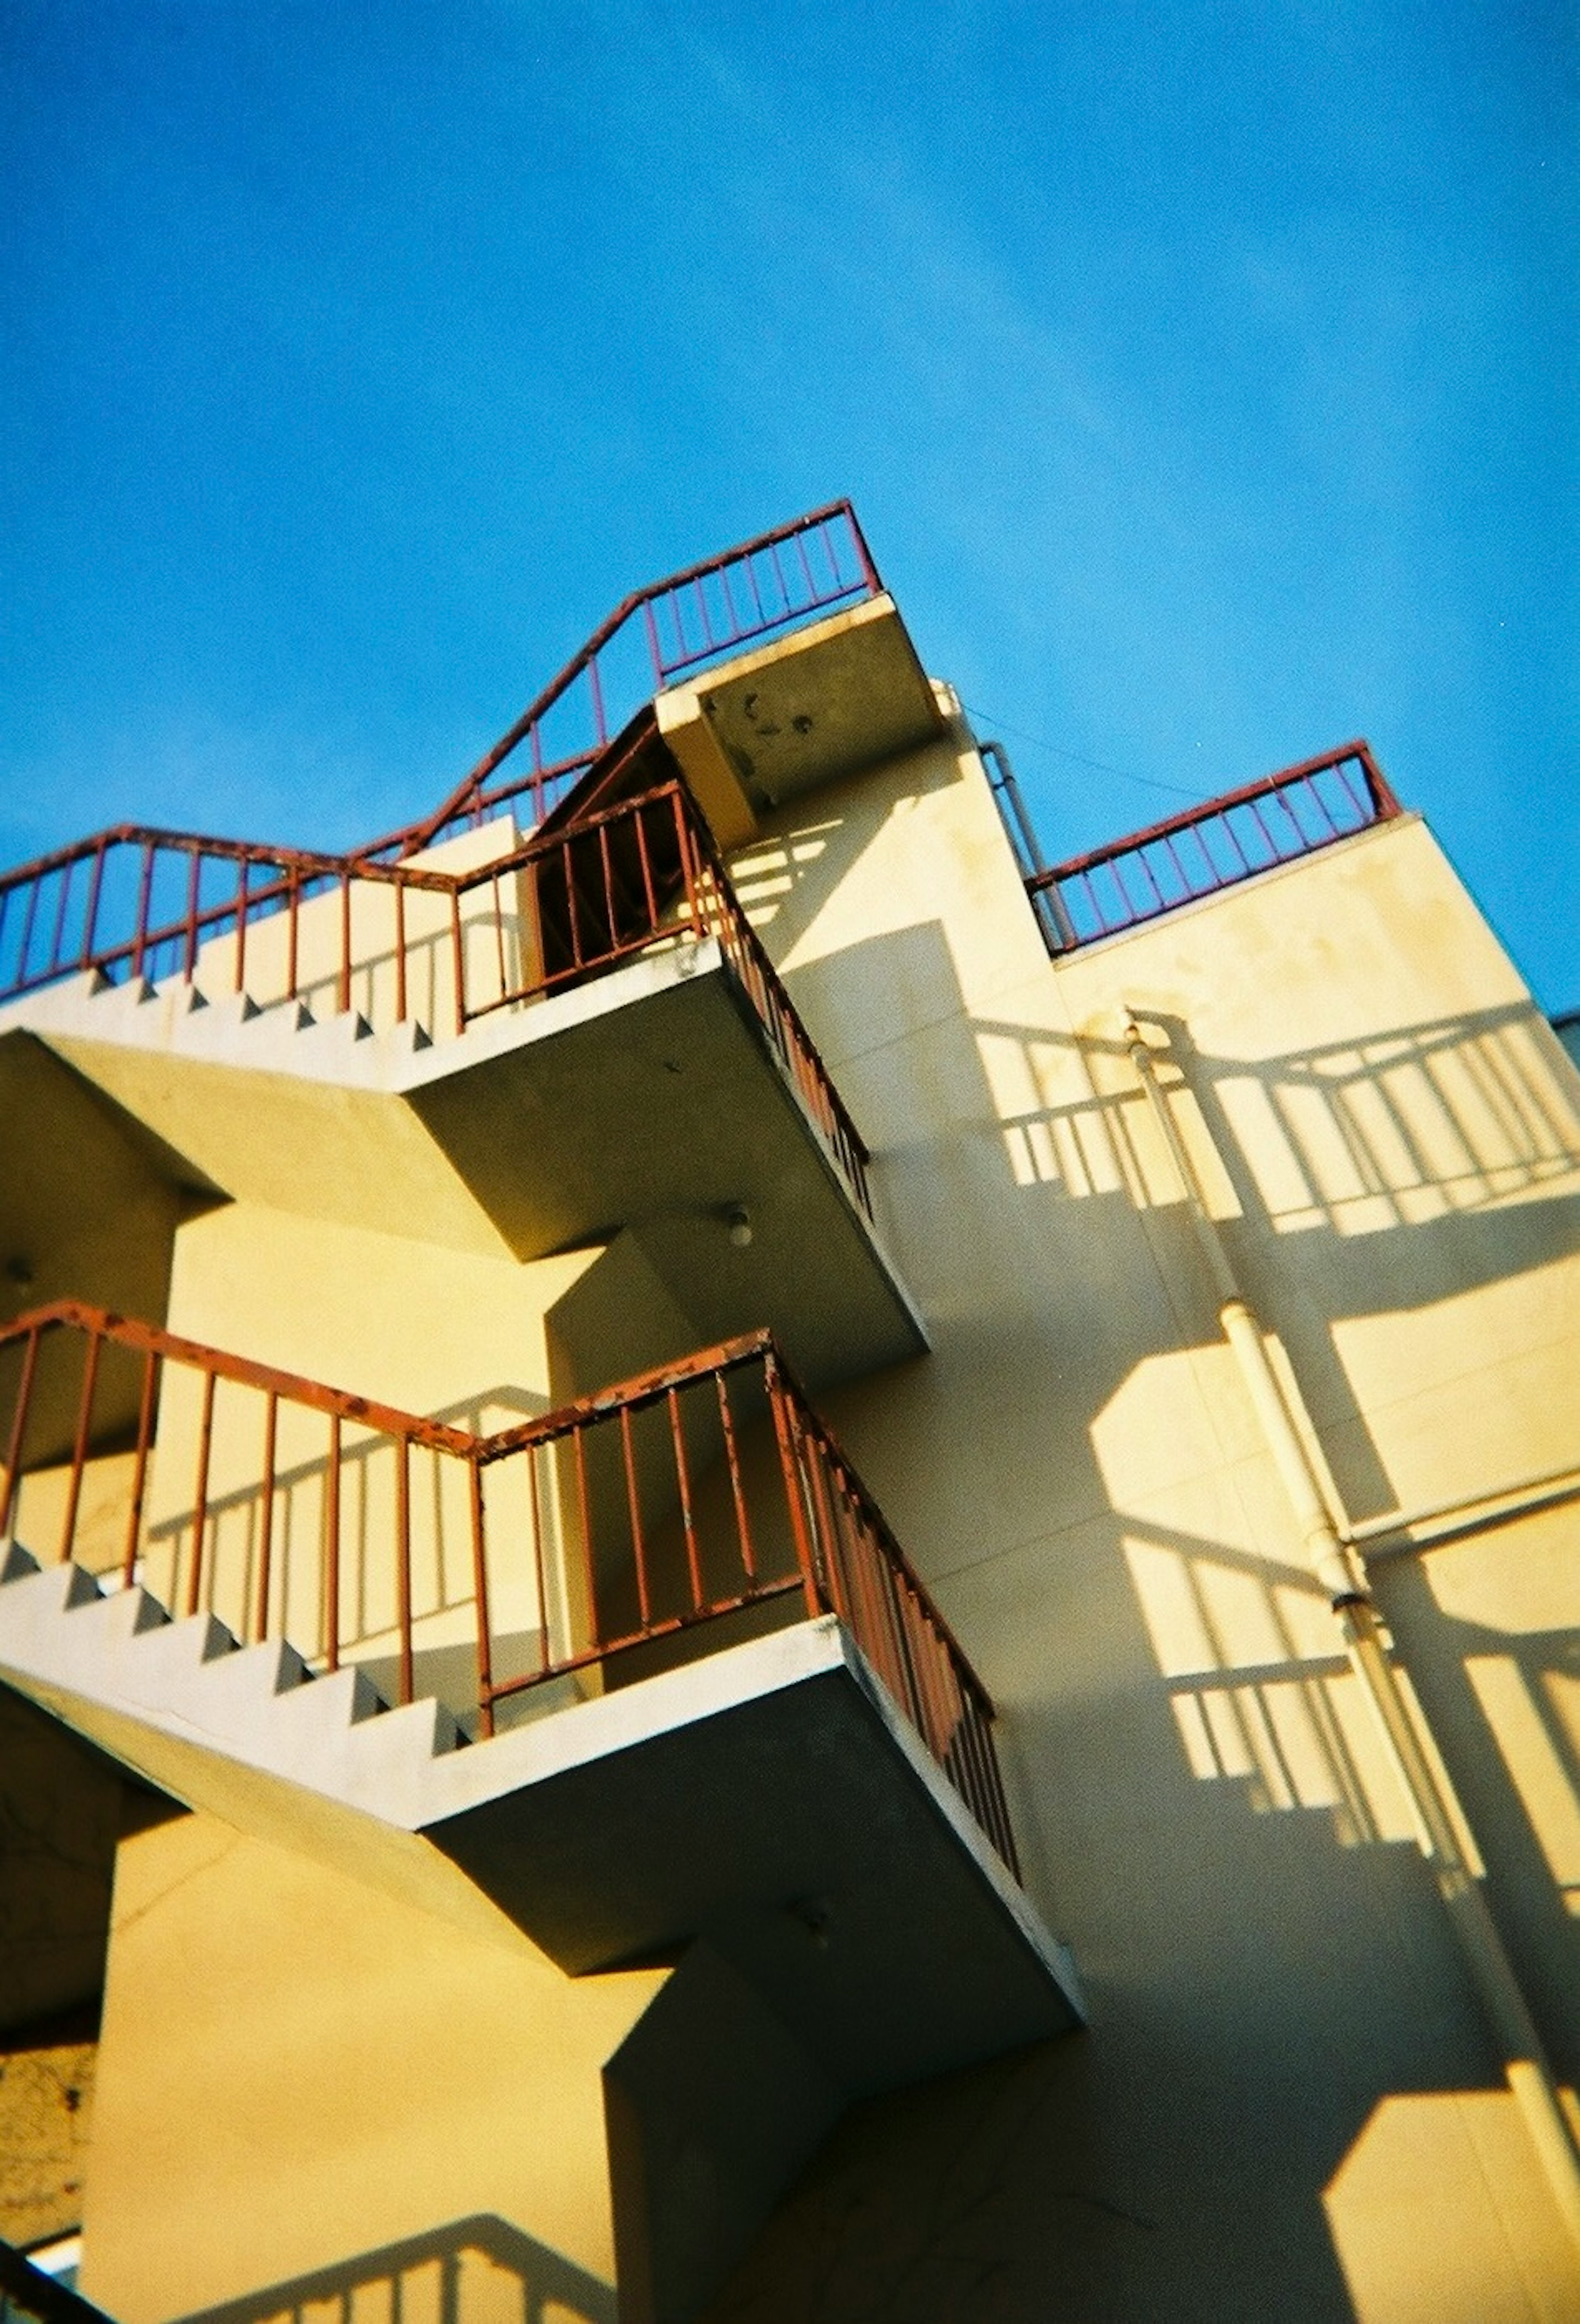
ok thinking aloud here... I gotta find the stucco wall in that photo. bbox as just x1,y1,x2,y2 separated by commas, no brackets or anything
698,721,1580,2318
80,1806,664,2324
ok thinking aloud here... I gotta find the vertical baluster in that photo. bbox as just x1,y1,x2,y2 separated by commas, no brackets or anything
597,822,617,958
324,1413,342,1669
525,1443,549,1676
715,1369,754,1583
634,804,659,933
450,891,466,1035
395,1433,413,1706
571,1424,599,1651
468,1456,494,1738
668,1386,703,1614
122,1348,160,1590
80,840,108,973
256,1392,278,1643
47,858,74,977
764,1353,820,1618
338,874,352,1016
182,850,202,980
187,1370,215,1616
57,1329,101,1565
488,865,509,1006
564,834,584,968
0,1325,42,1539
620,1405,651,1630
394,881,408,1024
234,860,250,994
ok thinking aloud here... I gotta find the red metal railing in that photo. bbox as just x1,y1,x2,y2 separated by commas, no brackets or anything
0,1302,1016,1871
453,780,872,1212
0,777,871,1220
0,501,882,990
380,500,881,856
1027,741,1402,953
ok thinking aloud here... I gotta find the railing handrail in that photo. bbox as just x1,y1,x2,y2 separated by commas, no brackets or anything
0,772,873,1218
1027,738,1402,954
0,500,882,926
0,1299,1008,1856
383,499,881,859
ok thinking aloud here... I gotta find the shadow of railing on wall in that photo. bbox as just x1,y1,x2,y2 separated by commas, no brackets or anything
169,2215,615,2324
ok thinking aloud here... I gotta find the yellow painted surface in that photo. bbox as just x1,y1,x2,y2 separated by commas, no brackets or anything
12,625,1579,2318
80,1808,664,2324
699,717,1580,2314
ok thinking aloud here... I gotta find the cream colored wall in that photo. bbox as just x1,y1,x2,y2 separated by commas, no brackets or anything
707,720,1580,2318
79,1805,664,2324
135,1201,610,1721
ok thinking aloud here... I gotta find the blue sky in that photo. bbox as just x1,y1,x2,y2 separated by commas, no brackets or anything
3,0,1575,1005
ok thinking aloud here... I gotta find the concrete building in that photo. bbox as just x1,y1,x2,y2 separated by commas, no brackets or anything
1,504,1577,2324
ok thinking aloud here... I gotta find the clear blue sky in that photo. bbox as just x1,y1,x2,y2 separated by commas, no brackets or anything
3,0,1575,1005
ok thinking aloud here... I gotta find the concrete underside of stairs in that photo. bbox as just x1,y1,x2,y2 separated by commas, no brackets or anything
0,937,922,1391
0,1548,1080,2088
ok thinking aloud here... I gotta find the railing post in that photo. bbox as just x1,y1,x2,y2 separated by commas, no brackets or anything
187,1370,216,1617
764,1349,823,1618
123,1349,160,1590
234,860,249,994
0,1323,42,1539
395,1433,413,1707
324,1413,342,1670
80,840,109,970
468,1456,494,1739
58,1326,102,1565
338,873,352,1016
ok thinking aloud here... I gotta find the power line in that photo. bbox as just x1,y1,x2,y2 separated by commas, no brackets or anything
961,702,1211,803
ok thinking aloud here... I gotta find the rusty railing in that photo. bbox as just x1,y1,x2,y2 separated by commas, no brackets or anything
383,499,881,855
0,500,882,994
453,780,872,1212
1027,740,1402,953
0,1302,1016,1871
0,778,871,1221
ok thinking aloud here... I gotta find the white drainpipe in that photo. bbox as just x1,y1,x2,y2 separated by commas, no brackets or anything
1122,1012,1580,2256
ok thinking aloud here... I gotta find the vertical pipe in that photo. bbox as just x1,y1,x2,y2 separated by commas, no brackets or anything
1122,1012,1580,2255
